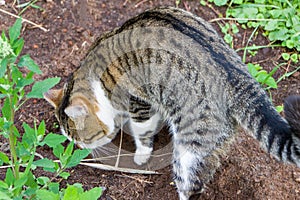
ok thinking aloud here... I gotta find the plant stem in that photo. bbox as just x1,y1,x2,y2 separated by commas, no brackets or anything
8,97,20,180
7,65,19,179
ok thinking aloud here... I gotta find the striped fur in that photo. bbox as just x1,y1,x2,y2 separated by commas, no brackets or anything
44,7,300,200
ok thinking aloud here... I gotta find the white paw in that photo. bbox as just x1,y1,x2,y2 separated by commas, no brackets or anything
134,146,153,165
179,192,189,200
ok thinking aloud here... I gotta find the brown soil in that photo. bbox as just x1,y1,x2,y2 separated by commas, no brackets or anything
1,0,300,200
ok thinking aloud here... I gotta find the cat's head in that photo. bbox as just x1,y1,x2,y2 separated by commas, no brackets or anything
44,85,115,149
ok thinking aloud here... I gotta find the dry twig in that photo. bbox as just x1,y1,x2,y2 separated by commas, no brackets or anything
79,162,159,174
0,8,48,32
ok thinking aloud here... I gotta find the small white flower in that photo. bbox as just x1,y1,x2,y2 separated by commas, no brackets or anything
0,0,5,6
0,37,15,60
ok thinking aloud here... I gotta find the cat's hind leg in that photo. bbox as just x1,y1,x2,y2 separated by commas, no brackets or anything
172,126,232,200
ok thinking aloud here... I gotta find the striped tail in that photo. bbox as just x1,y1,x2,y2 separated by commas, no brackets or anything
283,95,300,166
237,94,300,166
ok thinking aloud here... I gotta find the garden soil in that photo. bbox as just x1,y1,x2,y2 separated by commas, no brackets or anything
0,0,300,199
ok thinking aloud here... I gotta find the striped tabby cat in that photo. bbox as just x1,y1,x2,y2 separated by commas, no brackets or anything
44,7,300,200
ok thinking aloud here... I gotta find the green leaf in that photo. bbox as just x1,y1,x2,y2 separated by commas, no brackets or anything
0,151,9,165
53,144,64,158
36,189,60,200
64,141,74,158
233,0,243,4
265,20,278,31
276,105,284,113
269,9,283,18
12,38,24,56
79,187,102,200
213,0,227,6
281,53,290,61
48,182,60,194
200,0,206,6
286,40,294,49
59,172,70,179
36,176,50,185
5,168,14,187
43,133,67,148
0,191,11,200
268,28,289,41
25,171,38,188
26,77,60,98
231,24,239,34
2,98,11,121
33,158,55,169
18,54,41,74
11,64,23,83
290,53,298,63
0,58,8,78
14,175,28,188
66,149,91,168
256,70,268,83
24,187,37,198
265,77,277,89
0,180,8,189
37,120,46,138
43,167,56,173
9,18,22,44
16,141,31,160
224,34,233,44
63,185,80,200
22,122,36,146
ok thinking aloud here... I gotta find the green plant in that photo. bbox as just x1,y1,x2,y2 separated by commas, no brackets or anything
203,0,300,112
210,0,300,51
0,19,102,199
15,0,44,15
282,52,299,63
220,22,239,47
247,62,285,112
247,63,278,89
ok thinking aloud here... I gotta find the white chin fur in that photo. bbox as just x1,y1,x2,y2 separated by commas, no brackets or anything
60,127,73,141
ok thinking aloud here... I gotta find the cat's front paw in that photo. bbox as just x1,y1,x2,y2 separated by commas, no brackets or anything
134,146,153,165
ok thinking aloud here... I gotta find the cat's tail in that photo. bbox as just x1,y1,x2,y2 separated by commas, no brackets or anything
280,95,300,165
237,94,300,166
284,95,300,138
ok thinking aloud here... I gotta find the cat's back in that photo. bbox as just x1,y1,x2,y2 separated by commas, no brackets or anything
82,7,250,83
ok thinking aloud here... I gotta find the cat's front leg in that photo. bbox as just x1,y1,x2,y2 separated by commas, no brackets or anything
130,112,161,165
133,136,154,165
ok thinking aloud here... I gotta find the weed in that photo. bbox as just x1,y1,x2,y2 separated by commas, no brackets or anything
203,0,300,111
0,19,102,199
220,0,300,51
282,52,299,63
16,0,44,15
219,22,239,47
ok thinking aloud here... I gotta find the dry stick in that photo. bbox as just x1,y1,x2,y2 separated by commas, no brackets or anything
123,0,129,6
134,0,148,8
83,151,173,162
115,174,154,184
79,162,159,174
0,8,49,32
115,117,125,168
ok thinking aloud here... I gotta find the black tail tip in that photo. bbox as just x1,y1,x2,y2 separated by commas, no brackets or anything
284,95,300,135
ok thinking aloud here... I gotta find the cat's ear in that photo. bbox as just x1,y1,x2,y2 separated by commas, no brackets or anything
64,98,88,130
44,89,64,109
64,97,88,119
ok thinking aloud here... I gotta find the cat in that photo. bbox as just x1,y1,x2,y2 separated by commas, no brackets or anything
44,7,300,200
